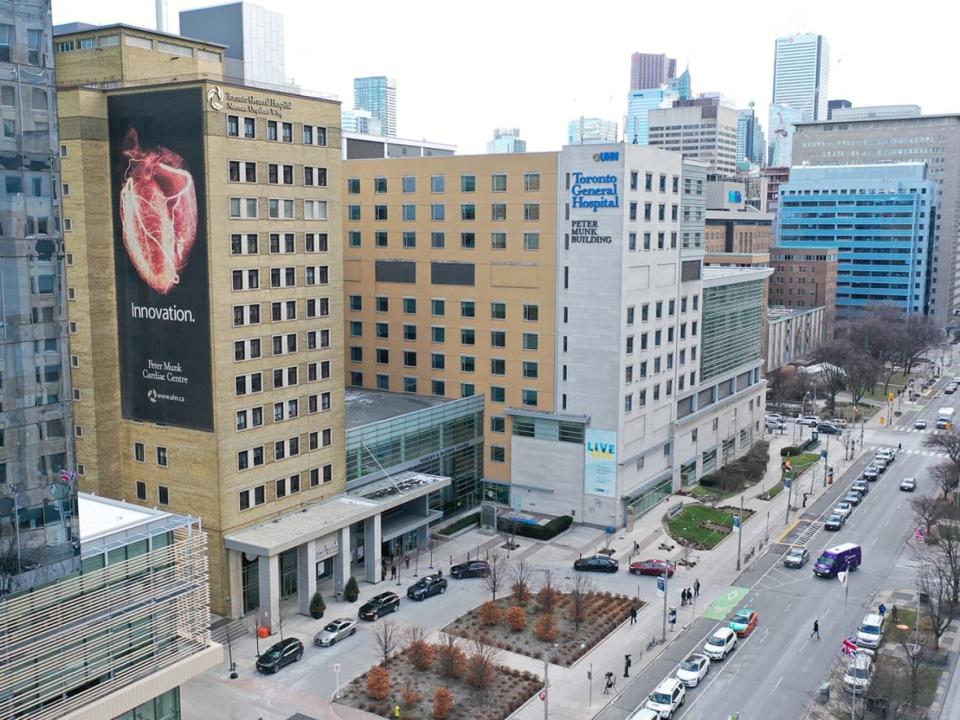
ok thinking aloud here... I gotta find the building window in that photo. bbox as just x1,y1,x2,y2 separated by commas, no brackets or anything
522,389,538,407
157,447,167,466
522,333,538,350
403,204,416,221
431,204,445,221
461,175,476,192
431,231,445,248
524,173,540,191
158,485,169,505
490,445,505,463
490,386,506,403
402,175,416,193
431,175,445,193
523,304,539,322
523,203,540,221
523,232,539,250
461,204,476,221
491,174,507,192
491,416,506,432
134,442,145,462
432,380,445,396
461,232,476,249
491,232,507,249
136,481,146,501
491,302,506,320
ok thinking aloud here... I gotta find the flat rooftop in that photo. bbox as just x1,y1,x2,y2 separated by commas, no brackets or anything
768,305,823,320
78,493,168,541
346,389,450,429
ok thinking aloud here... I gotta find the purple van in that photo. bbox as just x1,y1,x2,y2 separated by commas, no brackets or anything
814,543,862,577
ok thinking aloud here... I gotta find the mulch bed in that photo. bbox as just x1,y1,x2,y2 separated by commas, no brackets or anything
443,591,643,667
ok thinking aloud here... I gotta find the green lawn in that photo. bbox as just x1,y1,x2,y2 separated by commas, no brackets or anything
689,485,719,500
667,504,735,549
757,481,784,500
788,453,821,477
864,370,914,403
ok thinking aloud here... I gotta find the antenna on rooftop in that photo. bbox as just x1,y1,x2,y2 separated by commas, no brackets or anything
155,0,167,32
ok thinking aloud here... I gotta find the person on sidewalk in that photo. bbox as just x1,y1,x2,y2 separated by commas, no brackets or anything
811,620,820,639
680,589,686,606
630,606,637,624
892,605,898,624
879,602,887,618
404,554,410,569
390,564,397,580
694,578,700,598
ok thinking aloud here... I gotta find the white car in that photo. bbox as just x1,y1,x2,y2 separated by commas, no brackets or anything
798,415,820,426
833,502,853,519
842,653,873,694
626,709,660,720
646,677,686,717
703,627,737,660
675,653,710,688
900,477,917,492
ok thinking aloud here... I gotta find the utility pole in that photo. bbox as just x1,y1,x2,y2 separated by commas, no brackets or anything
736,494,744,571
661,568,669,642
543,657,549,720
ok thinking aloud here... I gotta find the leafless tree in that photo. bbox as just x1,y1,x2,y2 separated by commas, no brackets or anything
812,342,848,414
509,559,534,606
925,431,960,470
373,619,401,665
929,462,960,500
484,549,508,601
567,575,593,631
934,521,960,608
537,568,560,614
893,316,940,380
845,352,883,408
918,558,956,649
912,495,947,535
435,632,467,679
897,624,928,708
405,624,434,670
465,633,502,694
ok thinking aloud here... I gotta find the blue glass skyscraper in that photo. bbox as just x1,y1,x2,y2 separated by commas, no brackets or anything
625,86,678,145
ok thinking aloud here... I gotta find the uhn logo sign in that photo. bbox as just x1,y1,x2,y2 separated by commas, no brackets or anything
593,151,619,162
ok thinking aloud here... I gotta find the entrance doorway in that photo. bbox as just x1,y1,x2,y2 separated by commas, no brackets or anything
280,548,298,599
241,555,259,614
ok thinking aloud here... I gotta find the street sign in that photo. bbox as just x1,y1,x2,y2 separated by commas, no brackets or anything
784,477,792,489
915,527,926,543
334,663,341,673
656,576,665,597
732,515,741,533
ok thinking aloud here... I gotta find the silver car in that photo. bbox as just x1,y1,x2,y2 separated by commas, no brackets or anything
314,617,358,647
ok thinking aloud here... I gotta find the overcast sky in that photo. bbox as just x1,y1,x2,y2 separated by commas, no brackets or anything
52,0,958,154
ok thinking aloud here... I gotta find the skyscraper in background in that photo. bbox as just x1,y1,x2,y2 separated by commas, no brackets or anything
625,85,679,145
667,67,692,100
487,127,526,153
354,75,397,137
630,52,677,90
341,108,382,136
772,33,830,121
567,117,618,144
179,1,295,90
768,103,804,166
737,107,764,166
827,98,852,119
0,0,81,597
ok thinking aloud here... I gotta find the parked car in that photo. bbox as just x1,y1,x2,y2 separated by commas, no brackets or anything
915,419,928,430
818,422,842,435
407,574,448,601
626,709,660,720
703,627,737,660
814,543,862,577
256,637,304,673
675,653,711,688
845,491,863,506
834,502,853,519
784,546,809,568
766,419,786,431
830,418,848,428
729,608,759,637
842,653,874,694
877,447,897,461
851,480,870,496
629,559,676,577
900,477,917,492
765,413,785,423
314,618,357,647
450,560,490,579
645,677,686,717
863,466,879,482
873,456,888,472
857,613,885,649
798,415,821,427
358,591,400,620
945,385,956,395
825,513,846,531
573,555,619,573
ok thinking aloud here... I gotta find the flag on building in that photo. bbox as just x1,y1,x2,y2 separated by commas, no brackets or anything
841,636,858,657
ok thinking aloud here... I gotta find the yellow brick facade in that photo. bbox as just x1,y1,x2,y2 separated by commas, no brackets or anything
56,27,344,615
341,154,558,484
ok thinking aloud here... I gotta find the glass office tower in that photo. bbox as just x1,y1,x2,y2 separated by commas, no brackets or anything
0,0,79,597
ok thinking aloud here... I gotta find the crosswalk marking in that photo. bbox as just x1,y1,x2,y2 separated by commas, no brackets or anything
863,444,948,459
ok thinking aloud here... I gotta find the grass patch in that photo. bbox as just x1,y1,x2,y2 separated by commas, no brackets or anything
667,505,734,549
789,452,821,476
864,371,912,402
689,485,719,500
757,481,784,500
439,512,480,536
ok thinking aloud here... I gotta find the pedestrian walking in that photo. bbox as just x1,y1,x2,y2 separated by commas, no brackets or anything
682,588,689,606
390,564,397,580
892,605,899,624
694,578,700,597
879,602,887,618
810,620,820,639
633,540,640,554
687,588,693,605
404,554,410,570
630,606,637,624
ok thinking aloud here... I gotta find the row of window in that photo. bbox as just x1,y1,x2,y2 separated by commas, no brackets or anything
350,297,539,321
134,480,170,506
232,299,330,326
628,201,679,223
235,367,333,397
230,265,329,290
227,115,328,146
348,323,540,350
624,350,698,383
347,229,541,250
238,464,334,511
628,171,680,194
237,428,333,471
133,442,167,466
626,295,699,325
625,323,697,353
234,329,331,362
353,349,540,377
348,373,540,406
348,173,541,195
229,161,328,188
346,202,541,223
229,197,328,220
230,232,328,255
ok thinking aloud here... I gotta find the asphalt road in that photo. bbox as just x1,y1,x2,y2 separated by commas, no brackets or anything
595,428,940,720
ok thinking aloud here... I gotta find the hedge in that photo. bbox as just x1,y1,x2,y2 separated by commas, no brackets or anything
439,512,481,536
498,514,573,541
780,446,801,458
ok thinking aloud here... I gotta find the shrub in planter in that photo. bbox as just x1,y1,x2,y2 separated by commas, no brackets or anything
780,446,801,458
536,585,560,614
534,614,558,642
432,687,454,720
401,680,421,708
343,575,360,602
366,666,390,701
480,600,502,626
309,591,325,619
505,606,527,632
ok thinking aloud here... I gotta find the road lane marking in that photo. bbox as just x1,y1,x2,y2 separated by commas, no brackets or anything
675,629,760,719
774,675,784,689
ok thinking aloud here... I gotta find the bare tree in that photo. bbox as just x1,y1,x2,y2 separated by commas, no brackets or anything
465,633,502,695
934,520,960,608
812,342,848,414
405,624,434,670
929,462,960,500
373,619,401,665
567,575,593,632
844,352,882,408
509,559,534,606
892,316,941,382
435,633,467,679
537,568,560,614
925,431,960,470
918,558,956,650
484,549,508,601
912,495,947,535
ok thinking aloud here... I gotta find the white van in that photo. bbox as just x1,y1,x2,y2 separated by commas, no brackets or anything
857,613,884,649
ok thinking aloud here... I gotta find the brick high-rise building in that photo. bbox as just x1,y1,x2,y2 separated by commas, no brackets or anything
630,52,677,90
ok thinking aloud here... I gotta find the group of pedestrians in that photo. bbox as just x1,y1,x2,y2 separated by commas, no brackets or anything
680,579,700,606
380,553,412,582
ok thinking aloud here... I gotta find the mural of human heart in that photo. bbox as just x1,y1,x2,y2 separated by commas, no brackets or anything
118,127,198,294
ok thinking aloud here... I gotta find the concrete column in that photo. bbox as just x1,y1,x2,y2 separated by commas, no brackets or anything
227,549,244,619
416,523,429,548
364,514,382,584
257,554,280,635
333,526,351,595
297,539,317,616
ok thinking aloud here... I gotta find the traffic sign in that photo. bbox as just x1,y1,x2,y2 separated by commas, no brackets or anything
656,576,665,597
732,515,741,533
334,663,341,673
539,691,546,701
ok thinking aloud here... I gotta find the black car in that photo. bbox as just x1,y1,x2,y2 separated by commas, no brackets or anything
256,637,304,673
359,591,400,620
851,480,869,496
573,555,619,573
825,513,845,531
450,560,490,579
407,574,448,600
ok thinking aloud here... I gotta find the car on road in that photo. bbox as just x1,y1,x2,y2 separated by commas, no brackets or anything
675,653,710,688
842,653,874,694
845,491,863,506
851,480,870,496
863,466,879,482
729,608,759,637
830,418,848,428
766,413,785,424
798,415,821,426
407,574,448,601
256,637,304,673
450,560,490,579
915,419,928,430
629,559,676,577
766,419,786,431
873,456,888,472
645,677,686,717
814,543,862,577
825,513,846,531
703,627,738,660
626,709,659,720
784,546,809,568
857,613,885,649
945,385,957,395
818,422,842,435
314,618,358,647
573,555,619,573
834,502,853,519
358,591,400,620
900,477,917,492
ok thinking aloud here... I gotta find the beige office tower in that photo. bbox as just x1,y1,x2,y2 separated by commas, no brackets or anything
54,24,343,616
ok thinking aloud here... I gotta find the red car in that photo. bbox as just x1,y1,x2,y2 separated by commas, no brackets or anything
629,559,676,577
